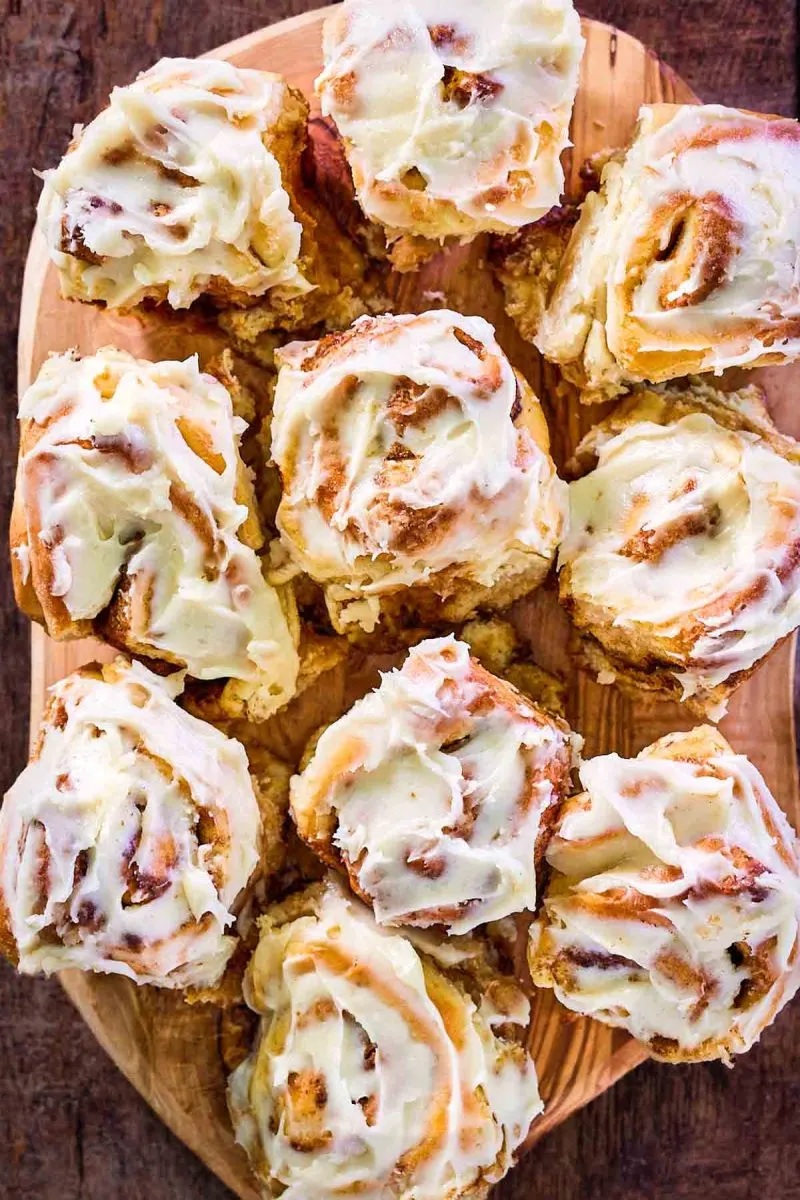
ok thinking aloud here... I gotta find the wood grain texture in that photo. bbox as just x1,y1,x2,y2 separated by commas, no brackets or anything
2,2,800,1199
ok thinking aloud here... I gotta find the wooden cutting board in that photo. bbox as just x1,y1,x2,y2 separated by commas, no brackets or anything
16,9,800,1198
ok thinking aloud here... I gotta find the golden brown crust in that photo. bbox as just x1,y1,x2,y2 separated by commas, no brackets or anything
490,206,580,344
568,624,794,720
217,109,390,362
459,616,567,718
180,626,348,727
10,468,47,631
566,379,790,477
327,552,555,651
385,231,450,273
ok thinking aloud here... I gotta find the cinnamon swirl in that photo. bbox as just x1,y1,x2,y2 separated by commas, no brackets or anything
11,348,299,720
316,0,583,268
0,659,262,988
558,380,800,718
529,727,800,1062
529,104,800,401
270,310,566,637
228,879,541,1197
36,56,372,330
291,637,577,934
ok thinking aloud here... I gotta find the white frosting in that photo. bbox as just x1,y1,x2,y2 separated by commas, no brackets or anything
228,881,541,1198
37,57,310,309
17,348,298,705
317,0,583,239
559,410,800,704
530,730,800,1058
271,310,566,631
291,637,575,933
0,660,261,987
537,104,800,393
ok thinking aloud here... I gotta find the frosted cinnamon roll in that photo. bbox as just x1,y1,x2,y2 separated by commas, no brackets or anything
316,0,583,268
228,879,541,1197
530,104,800,401
529,727,800,1062
291,637,576,934
270,310,566,637
11,348,298,720
37,56,332,317
0,659,262,988
558,380,800,718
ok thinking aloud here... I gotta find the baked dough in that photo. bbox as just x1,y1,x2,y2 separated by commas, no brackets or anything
11,347,299,720
291,636,577,933
0,659,262,988
529,726,800,1062
37,57,314,310
317,0,583,266
532,105,800,401
558,380,800,718
270,310,566,637
228,878,542,1197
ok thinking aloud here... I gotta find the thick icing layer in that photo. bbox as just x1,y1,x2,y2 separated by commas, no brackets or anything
317,0,583,239
529,728,800,1059
537,104,800,395
559,406,800,707
228,880,541,1198
271,310,566,631
37,57,310,309
15,348,298,708
291,637,576,933
0,659,261,987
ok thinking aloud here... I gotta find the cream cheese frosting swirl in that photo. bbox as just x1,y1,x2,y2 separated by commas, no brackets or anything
558,387,800,716
271,310,566,632
37,57,310,309
12,348,298,714
0,659,261,988
291,637,576,934
228,879,541,1198
317,0,583,243
529,727,800,1061
536,104,800,399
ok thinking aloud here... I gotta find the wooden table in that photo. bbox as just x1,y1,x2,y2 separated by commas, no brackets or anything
1,2,799,1197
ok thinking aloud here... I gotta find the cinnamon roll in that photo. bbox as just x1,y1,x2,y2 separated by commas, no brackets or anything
529,727,800,1062
36,56,371,330
228,879,541,1197
270,310,566,637
316,0,583,268
0,659,263,988
528,104,800,401
291,637,576,934
11,348,299,720
558,380,800,718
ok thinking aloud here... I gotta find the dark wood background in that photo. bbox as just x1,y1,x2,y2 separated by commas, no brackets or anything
2,1,799,1196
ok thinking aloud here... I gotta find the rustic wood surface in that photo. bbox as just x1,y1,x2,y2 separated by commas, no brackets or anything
2,2,800,1198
